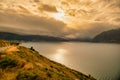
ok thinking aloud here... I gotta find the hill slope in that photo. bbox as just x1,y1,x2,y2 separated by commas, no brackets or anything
93,28,120,43
0,43,95,80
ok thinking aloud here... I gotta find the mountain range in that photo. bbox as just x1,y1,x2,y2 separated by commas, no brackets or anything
0,28,120,43
93,28,120,43
0,32,68,42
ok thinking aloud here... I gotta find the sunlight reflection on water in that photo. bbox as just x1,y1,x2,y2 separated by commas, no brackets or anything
52,48,67,62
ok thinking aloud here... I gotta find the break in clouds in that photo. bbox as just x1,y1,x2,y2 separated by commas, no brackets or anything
0,0,120,38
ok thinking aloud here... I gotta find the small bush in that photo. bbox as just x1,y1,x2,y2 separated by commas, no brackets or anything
16,71,37,80
0,57,17,69
16,71,44,80
45,68,48,71
47,72,52,78
50,65,53,68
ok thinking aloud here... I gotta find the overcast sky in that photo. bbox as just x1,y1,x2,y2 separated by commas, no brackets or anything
0,0,120,38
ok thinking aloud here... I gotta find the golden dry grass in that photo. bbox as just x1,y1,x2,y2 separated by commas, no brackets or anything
0,41,96,80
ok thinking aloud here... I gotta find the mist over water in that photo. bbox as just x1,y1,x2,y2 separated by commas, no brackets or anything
21,42,120,80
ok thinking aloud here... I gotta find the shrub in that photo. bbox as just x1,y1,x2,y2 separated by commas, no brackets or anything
16,71,37,80
46,72,52,78
16,71,45,80
0,57,17,69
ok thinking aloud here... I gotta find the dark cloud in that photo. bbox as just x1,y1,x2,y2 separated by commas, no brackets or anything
65,0,79,4
39,4,58,13
64,22,120,38
34,0,40,3
0,12,66,36
18,5,31,14
114,18,120,22
66,9,76,16
61,1,69,7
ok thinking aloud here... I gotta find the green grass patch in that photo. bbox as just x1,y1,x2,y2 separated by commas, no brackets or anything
16,71,45,80
0,56,17,69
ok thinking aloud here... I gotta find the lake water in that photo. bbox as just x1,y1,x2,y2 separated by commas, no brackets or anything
21,42,120,80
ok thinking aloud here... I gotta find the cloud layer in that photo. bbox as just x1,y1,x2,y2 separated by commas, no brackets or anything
0,0,120,38
0,12,66,37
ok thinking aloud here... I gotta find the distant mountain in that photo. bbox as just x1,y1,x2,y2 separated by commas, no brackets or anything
93,28,120,43
0,32,68,42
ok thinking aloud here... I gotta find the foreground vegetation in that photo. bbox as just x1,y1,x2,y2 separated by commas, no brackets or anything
0,40,19,47
0,41,96,80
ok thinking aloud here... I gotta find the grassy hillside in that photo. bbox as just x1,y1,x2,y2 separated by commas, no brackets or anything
0,40,14,47
0,43,96,80
0,40,19,47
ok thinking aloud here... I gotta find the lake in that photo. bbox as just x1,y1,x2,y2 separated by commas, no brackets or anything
21,42,120,80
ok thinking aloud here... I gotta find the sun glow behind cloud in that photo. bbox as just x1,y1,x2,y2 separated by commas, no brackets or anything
51,10,65,21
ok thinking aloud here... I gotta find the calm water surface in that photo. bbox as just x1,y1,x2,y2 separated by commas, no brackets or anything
21,42,120,80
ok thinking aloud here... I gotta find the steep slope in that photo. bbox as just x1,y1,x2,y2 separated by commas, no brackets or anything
0,43,96,80
93,28,120,43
